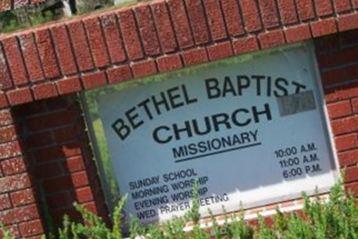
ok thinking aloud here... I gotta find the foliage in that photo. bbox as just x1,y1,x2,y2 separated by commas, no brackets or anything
0,224,15,239
1,180,356,239
53,180,358,238
0,9,57,33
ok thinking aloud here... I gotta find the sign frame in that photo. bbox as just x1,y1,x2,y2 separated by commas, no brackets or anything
80,42,340,220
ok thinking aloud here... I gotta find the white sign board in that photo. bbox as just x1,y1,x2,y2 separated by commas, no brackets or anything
97,44,337,224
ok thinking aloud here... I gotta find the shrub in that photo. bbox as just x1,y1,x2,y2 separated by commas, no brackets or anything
55,180,357,239
1,180,357,238
0,224,15,239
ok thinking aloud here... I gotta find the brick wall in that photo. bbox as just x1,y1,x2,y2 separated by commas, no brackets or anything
0,0,46,12
14,95,109,228
0,108,44,238
0,0,358,109
0,0,357,237
316,30,358,195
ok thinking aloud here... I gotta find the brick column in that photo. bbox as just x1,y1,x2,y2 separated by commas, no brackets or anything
0,108,45,238
12,95,109,229
315,30,358,196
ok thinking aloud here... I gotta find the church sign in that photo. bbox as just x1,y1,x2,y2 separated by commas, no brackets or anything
95,44,337,224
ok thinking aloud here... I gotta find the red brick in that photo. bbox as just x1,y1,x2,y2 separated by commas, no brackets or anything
167,0,194,49
331,115,358,135
81,71,107,90
26,131,54,148
327,100,352,119
53,125,79,144
19,220,44,237
67,21,94,71
56,76,82,95
46,191,74,208
11,101,50,118
6,88,33,106
84,17,110,68
296,0,315,21
2,37,28,86
43,176,72,193
151,1,177,53
27,110,77,132
352,98,358,113
0,194,11,210
46,97,71,111
36,162,63,179
117,9,144,60
83,201,98,214
0,125,16,143
0,44,12,90
220,0,244,36
258,30,285,49
339,30,358,46
185,0,210,44
134,4,161,56
240,0,262,32
337,13,358,32
32,82,58,100
32,146,63,163
314,34,339,54
50,206,81,225
325,83,358,102
232,36,259,55
322,63,358,86
333,0,352,13
314,0,333,17
1,157,26,176
0,224,20,238
10,188,35,207
317,46,358,69
0,173,31,194
0,93,8,109
18,33,44,83
284,24,311,43
310,18,337,37
345,166,358,183
203,0,227,41
75,187,94,203
64,156,85,173
35,29,60,79
182,47,208,66
100,13,126,63
335,133,357,152
345,182,358,196
339,149,358,167
0,0,11,11
207,41,233,61
107,65,132,84
0,204,40,225
258,0,279,29
51,25,78,75
277,0,298,25
61,142,83,157
157,54,183,72
131,60,157,78
72,171,89,187
0,109,13,127
353,0,358,9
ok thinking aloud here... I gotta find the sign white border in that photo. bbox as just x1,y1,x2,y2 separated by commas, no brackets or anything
81,42,340,221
